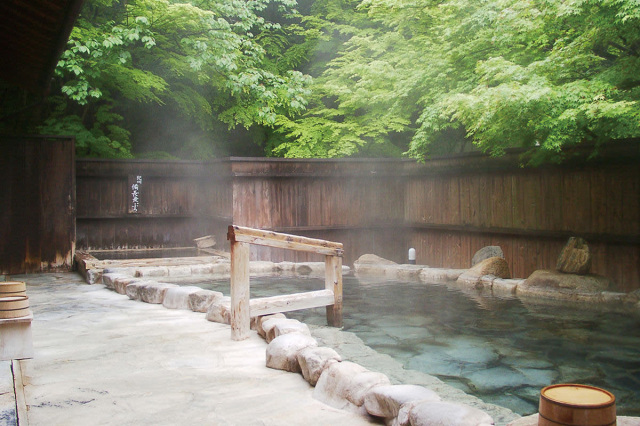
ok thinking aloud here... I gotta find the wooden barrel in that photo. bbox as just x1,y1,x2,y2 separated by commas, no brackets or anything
539,384,616,426
0,295,30,319
0,281,26,297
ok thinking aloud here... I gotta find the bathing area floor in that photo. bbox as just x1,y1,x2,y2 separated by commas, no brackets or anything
0,273,375,426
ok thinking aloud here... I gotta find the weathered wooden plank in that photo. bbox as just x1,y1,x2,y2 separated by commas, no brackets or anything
249,289,335,317
228,225,344,256
325,255,343,327
230,241,251,341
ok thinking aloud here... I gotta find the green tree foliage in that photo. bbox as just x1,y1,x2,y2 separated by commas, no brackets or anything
271,0,640,162
39,0,313,158
6,0,638,161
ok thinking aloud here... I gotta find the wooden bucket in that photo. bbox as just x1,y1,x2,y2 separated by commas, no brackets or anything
0,281,26,297
0,296,30,319
539,384,616,426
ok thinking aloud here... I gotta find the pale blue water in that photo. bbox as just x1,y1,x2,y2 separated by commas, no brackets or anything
190,274,640,416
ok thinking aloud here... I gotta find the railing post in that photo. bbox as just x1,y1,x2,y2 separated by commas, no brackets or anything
325,255,343,327
230,240,251,340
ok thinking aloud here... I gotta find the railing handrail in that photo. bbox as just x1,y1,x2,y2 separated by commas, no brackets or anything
227,225,344,256
227,225,343,341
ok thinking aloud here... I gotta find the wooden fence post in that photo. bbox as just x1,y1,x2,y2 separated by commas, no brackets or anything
230,240,250,340
325,255,343,327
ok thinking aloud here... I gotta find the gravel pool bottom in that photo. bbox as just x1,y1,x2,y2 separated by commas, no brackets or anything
188,275,640,417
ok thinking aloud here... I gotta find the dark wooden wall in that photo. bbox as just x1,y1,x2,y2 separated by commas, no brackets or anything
404,146,640,292
228,158,407,263
75,143,640,291
0,136,75,274
76,159,231,251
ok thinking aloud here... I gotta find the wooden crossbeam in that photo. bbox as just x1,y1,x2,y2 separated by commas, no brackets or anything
228,225,344,257
249,290,335,317
227,225,344,340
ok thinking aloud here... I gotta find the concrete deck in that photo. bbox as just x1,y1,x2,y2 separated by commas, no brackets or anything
3,273,375,426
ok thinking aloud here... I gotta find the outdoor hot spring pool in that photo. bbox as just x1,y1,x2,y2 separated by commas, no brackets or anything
179,274,640,417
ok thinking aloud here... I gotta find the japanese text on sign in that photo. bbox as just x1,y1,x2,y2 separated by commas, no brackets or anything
131,175,142,213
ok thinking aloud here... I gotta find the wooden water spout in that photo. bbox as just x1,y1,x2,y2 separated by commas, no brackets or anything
227,225,344,341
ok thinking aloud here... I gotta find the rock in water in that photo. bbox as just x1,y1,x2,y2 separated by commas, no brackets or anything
471,246,504,266
556,237,591,275
522,269,611,293
467,256,510,279
354,254,398,266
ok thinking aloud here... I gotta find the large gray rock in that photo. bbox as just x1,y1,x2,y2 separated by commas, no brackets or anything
556,237,591,275
468,257,510,279
188,289,224,313
249,261,277,274
265,333,318,373
102,273,127,290
297,346,342,386
162,286,201,309
125,282,148,300
354,254,399,276
256,314,286,339
267,318,311,342
420,268,466,282
472,246,504,266
134,266,169,277
522,269,611,293
114,276,140,295
261,317,294,343
189,263,216,275
140,283,179,304
408,401,494,426
313,361,390,414
166,265,192,277
457,257,510,286
354,254,398,265
205,297,231,324
363,384,441,419
295,262,326,275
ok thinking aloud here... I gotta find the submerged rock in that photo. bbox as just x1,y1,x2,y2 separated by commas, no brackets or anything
556,237,591,275
521,269,611,293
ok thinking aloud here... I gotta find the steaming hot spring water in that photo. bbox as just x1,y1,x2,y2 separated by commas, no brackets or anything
162,273,640,417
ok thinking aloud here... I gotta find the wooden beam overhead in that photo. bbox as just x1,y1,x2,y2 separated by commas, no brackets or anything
0,0,85,93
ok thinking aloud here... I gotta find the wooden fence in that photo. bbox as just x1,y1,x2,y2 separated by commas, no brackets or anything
75,142,640,292
76,159,232,251
0,136,75,274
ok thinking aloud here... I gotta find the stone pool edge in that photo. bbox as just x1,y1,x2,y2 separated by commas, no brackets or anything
90,254,521,425
76,252,640,425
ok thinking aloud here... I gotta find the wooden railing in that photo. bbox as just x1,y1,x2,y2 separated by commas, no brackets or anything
227,225,344,341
